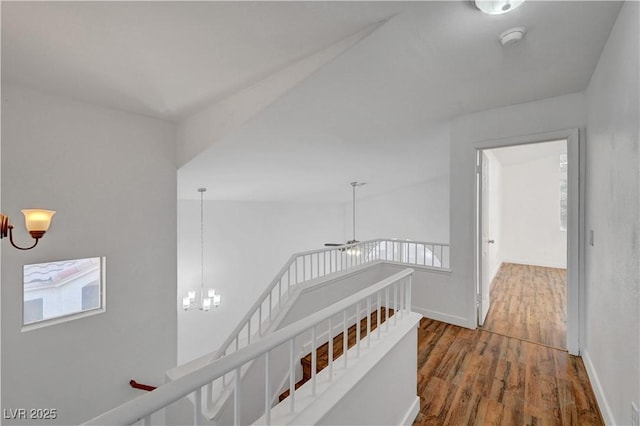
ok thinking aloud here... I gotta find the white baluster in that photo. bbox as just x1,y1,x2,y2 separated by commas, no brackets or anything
328,316,334,381
311,326,317,395
399,282,404,320
385,287,390,333
356,301,361,358
377,293,381,340
234,367,241,426
407,275,412,313
343,310,348,368
289,339,296,412
394,283,398,326
265,351,271,426
206,382,213,411
194,388,201,426
367,296,371,348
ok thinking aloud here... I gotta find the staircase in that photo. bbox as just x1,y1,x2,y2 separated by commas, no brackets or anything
278,307,395,402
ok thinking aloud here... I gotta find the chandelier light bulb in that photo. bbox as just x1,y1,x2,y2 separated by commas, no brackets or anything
202,298,212,311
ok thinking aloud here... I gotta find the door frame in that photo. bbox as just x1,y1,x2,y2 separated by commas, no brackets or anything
477,151,492,326
473,128,584,355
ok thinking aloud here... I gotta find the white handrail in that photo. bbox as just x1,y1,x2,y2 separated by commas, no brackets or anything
84,268,414,426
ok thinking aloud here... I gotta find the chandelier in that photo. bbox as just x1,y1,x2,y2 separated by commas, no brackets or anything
182,188,221,311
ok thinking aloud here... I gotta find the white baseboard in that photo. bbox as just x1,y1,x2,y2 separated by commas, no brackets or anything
502,259,567,269
412,306,471,329
400,396,420,426
582,349,615,425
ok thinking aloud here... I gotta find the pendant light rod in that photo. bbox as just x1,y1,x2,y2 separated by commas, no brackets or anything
198,188,206,302
350,182,366,243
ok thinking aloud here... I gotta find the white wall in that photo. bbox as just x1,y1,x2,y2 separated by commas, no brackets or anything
382,263,463,327
346,175,450,245
583,2,639,424
450,92,587,329
177,199,343,364
1,85,177,424
500,148,567,269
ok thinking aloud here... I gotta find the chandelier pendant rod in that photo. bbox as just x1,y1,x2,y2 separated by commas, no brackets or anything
199,187,206,306
352,182,356,242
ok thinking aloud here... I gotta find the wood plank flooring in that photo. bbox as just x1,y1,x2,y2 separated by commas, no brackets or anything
414,319,603,425
482,263,567,350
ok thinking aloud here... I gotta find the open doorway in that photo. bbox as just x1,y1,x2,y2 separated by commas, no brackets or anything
474,129,583,355
478,140,567,350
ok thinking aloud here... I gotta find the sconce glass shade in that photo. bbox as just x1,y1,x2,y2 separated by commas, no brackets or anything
182,296,191,310
213,293,221,307
188,290,196,301
21,209,56,236
475,0,525,15
207,288,215,298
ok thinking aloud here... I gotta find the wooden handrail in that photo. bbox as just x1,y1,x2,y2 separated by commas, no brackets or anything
130,379,156,392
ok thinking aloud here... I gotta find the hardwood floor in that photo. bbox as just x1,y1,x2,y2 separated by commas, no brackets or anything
482,263,567,350
414,318,603,425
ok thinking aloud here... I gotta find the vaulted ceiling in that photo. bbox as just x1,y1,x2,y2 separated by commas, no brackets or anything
2,1,623,202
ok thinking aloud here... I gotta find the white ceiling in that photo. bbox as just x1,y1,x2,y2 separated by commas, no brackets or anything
2,1,623,203
1,1,409,120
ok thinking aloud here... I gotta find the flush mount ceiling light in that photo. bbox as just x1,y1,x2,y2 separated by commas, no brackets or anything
475,0,525,15
499,27,526,46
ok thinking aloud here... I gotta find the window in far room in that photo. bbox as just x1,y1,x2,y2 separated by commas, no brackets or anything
560,153,568,231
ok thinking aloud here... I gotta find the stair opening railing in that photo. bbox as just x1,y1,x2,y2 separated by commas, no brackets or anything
83,268,414,426
170,238,447,416
215,238,447,358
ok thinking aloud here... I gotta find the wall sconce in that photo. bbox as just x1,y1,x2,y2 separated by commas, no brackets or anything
0,209,56,250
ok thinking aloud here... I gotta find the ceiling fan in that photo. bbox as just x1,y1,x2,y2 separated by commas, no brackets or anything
325,181,366,250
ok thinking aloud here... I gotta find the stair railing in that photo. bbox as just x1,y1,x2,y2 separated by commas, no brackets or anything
374,238,450,269
213,239,382,362
82,268,414,426
214,238,447,362
169,238,448,416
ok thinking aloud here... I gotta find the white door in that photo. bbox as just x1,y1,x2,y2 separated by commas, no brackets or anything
478,152,492,326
